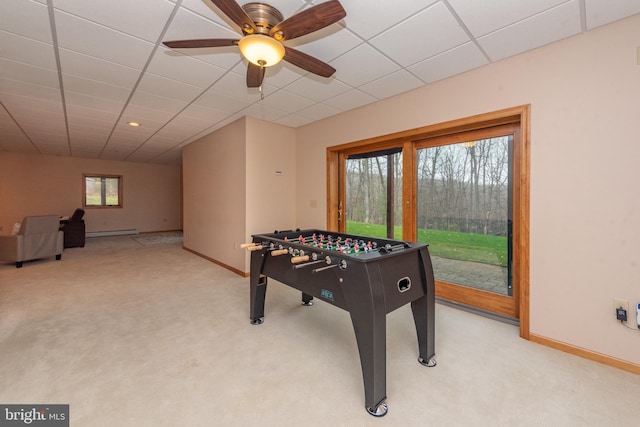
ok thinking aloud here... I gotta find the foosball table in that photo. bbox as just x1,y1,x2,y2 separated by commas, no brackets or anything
244,229,436,417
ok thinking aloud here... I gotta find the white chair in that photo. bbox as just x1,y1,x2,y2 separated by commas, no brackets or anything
0,215,64,268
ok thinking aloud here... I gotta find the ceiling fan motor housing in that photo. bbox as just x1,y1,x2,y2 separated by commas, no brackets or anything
241,2,284,35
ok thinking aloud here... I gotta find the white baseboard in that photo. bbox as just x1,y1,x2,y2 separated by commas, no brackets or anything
86,229,138,237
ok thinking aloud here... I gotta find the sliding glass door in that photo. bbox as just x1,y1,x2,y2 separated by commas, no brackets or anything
343,149,402,239
416,136,513,297
327,107,529,324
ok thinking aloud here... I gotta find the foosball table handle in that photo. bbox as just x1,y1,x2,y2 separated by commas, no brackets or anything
271,249,289,256
291,255,310,264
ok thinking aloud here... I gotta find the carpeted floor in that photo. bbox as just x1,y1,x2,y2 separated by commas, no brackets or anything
131,231,183,246
1,235,639,426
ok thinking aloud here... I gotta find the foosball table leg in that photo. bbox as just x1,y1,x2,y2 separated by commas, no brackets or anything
250,272,267,325
301,292,314,306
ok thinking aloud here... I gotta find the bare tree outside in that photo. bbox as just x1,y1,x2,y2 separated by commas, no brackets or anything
344,137,512,295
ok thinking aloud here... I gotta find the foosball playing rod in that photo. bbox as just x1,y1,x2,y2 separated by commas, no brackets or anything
292,259,327,269
312,264,339,273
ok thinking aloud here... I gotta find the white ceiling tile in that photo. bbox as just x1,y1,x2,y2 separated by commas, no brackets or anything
284,74,351,102
341,0,438,40
332,44,400,87
585,0,640,29
260,89,315,114
136,73,204,102
62,74,130,103
0,140,39,153
0,78,61,103
407,42,488,84
259,64,306,89
59,49,140,88
110,125,158,142
66,104,119,123
99,149,131,161
147,48,227,88
127,149,166,163
274,114,314,128
478,1,582,62
54,10,155,70
68,128,109,144
448,0,567,37
0,92,64,118
370,2,470,67
150,122,199,141
0,58,60,89
242,102,289,122
36,142,71,156
322,89,377,112
286,24,360,63
64,91,124,114
194,89,253,113
162,6,247,69
0,107,35,151
296,102,341,121
72,147,103,158
0,31,56,70
129,91,188,114
163,7,240,43
122,103,177,124
30,131,69,145
179,104,228,123
359,69,425,99
207,72,263,105
168,114,218,133
0,0,52,43
52,0,176,42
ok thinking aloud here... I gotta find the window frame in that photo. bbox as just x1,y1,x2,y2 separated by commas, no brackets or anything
82,174,124,209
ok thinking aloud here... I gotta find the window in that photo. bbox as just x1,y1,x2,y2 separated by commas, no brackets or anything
83,174,123,208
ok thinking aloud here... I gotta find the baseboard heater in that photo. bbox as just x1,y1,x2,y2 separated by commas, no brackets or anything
86,229,138,238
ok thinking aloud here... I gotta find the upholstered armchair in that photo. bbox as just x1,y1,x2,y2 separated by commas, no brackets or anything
0,215,64,268
60,208,85,248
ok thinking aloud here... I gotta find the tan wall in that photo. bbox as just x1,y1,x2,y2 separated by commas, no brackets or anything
245,116,296,239
294,15,640,366
183,117,246,271
182,116,296,273
0,152,182,234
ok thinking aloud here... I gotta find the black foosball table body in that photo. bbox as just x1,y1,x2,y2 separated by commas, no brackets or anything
248,229,436,416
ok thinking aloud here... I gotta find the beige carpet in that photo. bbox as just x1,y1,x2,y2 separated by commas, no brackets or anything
1,235,639,426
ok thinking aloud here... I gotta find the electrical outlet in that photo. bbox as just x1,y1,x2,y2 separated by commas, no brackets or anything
614,299,629,321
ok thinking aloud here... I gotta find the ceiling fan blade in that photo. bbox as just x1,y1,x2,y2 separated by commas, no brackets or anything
269,0,346,41
283,47,336,78
210,0,257,34
163,39,239,49
246,63,265,88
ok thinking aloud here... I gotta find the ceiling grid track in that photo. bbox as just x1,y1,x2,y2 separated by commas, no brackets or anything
46,0,72,156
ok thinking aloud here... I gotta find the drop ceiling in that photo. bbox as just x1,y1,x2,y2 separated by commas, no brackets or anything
1,0,638,165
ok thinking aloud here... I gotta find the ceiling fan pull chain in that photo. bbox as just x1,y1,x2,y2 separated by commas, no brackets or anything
259,85,264,100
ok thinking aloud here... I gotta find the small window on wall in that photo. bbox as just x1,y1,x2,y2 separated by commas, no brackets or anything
83,174,123,208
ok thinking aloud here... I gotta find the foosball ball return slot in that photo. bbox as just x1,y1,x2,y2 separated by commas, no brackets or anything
242,229,437,417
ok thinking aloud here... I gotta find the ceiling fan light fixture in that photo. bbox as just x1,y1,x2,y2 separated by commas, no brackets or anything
238,34,284,67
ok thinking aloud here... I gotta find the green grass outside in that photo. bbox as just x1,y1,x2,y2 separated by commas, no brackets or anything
346,221,507,267
86,194,119,206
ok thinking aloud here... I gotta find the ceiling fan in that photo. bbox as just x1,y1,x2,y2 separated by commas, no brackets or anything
163,0,346,88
